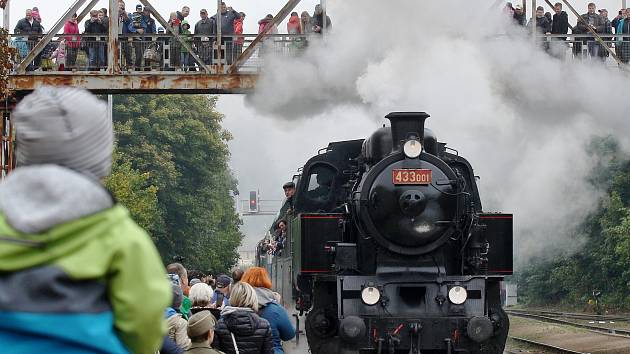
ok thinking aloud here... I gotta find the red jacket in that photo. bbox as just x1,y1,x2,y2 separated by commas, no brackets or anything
234,18,244,45
63,20,80,49
287,15,301,34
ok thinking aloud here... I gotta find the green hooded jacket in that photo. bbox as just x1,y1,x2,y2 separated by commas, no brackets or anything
0,165,172,354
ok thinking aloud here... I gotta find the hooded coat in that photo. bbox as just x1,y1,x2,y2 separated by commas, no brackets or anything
287,15,301,34
255,288,295,354
63,19,81,49
0,165,171,354
213,307,273,354
180,21,193,53
166,307,191,350
258,17,278,35
234,17,244,45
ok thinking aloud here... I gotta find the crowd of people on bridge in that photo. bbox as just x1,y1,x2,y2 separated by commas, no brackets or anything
506,2,630,63
11,1,333,72
0,87,296,354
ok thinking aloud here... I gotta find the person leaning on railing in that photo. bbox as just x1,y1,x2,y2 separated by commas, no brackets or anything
128,4,149,71
84,9,107,70
168,12,182,69
616,8,630,63
549,3,569,59
194,9,216,68
211,2,242,65
118,1,134,70
180,20,193,70
63,13,80,71
573,3,606,59
14,9,43,70
527,7,551,52
234,12,245,58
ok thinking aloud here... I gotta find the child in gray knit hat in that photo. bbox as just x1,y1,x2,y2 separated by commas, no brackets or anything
0,87,171,354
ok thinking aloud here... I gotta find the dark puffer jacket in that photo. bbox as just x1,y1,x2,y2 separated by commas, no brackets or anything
213,307,273,354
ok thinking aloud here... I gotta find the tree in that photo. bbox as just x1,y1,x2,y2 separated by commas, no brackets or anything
517,136,630,310
105,149,162,238
0,28,16,98
112,95,243,272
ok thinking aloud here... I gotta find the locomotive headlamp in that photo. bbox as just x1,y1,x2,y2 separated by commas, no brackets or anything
448,286,467,305
361,286,381,306
403,139,422,158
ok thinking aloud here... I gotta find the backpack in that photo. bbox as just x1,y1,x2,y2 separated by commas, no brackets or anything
143,42,160,62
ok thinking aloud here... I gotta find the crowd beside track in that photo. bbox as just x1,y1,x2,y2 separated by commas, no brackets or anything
0,87,294,354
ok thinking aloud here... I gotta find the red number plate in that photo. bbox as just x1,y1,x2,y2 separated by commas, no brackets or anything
392,169,432,185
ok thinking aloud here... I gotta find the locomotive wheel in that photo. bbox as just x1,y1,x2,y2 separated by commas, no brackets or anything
306,308,341,354
481,306,510,354
306,308,338,338
478,281,509,354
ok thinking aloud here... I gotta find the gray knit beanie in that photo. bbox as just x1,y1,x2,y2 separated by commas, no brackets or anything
13,87,113,180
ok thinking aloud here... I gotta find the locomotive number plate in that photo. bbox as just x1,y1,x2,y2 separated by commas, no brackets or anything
392,169,432,185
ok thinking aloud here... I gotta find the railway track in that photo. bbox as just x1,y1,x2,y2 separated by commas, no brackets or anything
507,336,588,354
506,310,630,337
508,308,630,322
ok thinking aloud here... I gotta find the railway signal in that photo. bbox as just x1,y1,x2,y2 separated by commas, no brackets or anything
249,191,259,212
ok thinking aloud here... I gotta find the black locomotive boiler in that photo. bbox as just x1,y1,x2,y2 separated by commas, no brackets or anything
258,112,513,354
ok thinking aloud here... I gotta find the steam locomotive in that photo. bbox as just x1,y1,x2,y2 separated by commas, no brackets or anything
257,112,512,353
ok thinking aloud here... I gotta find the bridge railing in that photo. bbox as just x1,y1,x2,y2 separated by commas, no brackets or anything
530,34,630,64
8,33,313,74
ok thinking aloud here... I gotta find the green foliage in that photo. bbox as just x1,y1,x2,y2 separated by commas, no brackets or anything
517,136,630,310
105,150,162,238
111,95,243,272
0,28,17,98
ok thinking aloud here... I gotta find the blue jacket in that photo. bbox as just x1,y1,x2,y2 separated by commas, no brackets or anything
121,13,133,34
256,288,295,354
128,15,148,34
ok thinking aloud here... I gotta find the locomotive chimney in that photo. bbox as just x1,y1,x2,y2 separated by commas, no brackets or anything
385,112,430,152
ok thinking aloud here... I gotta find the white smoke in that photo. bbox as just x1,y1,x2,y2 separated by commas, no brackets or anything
246,0,630,266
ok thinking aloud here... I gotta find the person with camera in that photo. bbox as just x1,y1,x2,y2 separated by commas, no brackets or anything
128,4,148,70
211,2,242,64
84,9,107,70
311,4,331,35
574,3,606,59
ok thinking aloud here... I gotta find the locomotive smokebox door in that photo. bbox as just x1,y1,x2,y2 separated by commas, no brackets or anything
481,213,513,275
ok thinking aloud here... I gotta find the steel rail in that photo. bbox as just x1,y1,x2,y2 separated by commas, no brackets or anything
508,309,630,322
508,336,587,354
506,310,630,337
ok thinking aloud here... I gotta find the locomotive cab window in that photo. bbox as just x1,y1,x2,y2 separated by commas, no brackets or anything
304,164,336,206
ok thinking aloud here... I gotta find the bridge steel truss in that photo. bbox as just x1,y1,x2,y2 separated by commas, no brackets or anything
3,0,313,94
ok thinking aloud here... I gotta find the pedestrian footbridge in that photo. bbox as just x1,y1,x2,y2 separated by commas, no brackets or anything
6,0,307,94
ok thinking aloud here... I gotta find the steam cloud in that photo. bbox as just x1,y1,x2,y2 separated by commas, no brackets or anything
247,0,630,266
